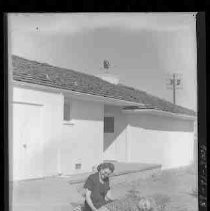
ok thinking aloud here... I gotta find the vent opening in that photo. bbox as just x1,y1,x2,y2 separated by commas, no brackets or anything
75,163,82,170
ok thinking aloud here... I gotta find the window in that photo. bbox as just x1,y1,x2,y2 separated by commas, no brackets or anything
104,116,114,133
63,96,71,121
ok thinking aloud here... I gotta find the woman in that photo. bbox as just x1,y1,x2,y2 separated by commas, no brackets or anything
83,163,115,211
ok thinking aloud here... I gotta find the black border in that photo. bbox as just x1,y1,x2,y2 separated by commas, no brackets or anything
196,12,207,211
2,4,208,211
3,13,9,211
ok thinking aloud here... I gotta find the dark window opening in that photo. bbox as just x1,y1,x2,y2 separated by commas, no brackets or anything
104,116,114,133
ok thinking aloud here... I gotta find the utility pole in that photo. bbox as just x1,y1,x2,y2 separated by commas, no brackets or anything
172,73,176,104
166,73,183,105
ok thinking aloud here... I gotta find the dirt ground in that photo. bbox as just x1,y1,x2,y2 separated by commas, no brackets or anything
109,165,198,211
11,165,198,211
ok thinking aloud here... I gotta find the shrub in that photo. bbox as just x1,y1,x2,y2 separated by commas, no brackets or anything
101,193,161,211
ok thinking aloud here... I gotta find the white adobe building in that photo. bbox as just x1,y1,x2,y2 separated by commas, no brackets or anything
10,55,197,181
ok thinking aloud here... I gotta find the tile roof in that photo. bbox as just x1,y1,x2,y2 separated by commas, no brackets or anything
12,55,196,116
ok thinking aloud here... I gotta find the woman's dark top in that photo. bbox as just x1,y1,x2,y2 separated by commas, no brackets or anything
83,172,110,211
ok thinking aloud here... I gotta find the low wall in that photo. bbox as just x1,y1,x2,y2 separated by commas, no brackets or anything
127,114,195,169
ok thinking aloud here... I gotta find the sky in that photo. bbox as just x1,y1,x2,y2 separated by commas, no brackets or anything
8,13,197,111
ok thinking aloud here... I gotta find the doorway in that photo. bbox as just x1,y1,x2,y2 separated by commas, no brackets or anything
12,102,43,180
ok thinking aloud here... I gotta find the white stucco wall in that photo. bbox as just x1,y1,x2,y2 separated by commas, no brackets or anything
11,85,196,180
61,99,104,175
12,86,63,180
127,114,195,169
12,86,104,180
103,105,127,162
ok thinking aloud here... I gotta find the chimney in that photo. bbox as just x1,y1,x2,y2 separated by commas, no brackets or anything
96,60,119,85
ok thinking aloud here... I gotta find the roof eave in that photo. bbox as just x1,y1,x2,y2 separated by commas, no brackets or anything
12,80,145,107
122,109,196,120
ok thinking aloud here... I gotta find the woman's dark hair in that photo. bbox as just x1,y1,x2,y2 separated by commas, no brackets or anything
97,162,115,173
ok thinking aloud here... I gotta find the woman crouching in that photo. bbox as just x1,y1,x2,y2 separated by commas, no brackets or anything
83,163,115,211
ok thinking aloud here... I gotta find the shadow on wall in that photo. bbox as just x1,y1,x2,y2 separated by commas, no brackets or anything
70,100,103,121
128,114,194,132
103,120,128,152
